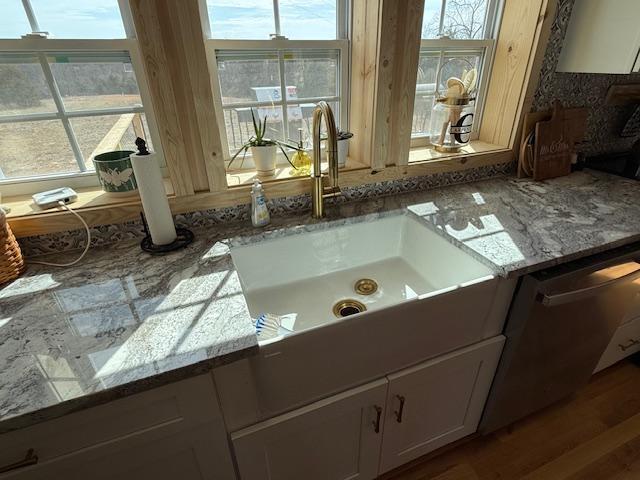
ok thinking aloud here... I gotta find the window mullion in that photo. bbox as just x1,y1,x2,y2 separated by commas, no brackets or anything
273,0,282,37
277,49,289,141
38,54,87,172
438,0,447,37
21,0,41,33
337,0,348,40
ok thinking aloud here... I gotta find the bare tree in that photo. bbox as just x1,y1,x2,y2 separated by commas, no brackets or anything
422,0,487,39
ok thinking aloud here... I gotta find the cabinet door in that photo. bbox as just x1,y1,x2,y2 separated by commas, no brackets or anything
557,0,640,74
1,423,233,480
379,336,504,473
232,379,388,480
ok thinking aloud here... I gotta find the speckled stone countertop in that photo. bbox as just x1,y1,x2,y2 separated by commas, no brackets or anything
2,169,640,433
401,169,640,276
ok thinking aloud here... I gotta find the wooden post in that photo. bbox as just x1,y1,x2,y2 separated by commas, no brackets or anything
479,0,548,149
375,0,424,168
132,112,145,139
349,0,381,170
130,0,227,195
349,0,424,171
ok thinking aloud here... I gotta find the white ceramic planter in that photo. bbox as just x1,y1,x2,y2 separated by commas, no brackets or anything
251,145,277,178
337,138,350,167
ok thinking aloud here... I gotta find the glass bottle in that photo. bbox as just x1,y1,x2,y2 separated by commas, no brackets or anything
289,128,312,176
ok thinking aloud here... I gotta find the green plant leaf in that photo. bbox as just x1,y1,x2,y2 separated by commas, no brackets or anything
260,114,267,139
239,145,248,169
277,141,297,169
251,108,260,139
228,144,248,169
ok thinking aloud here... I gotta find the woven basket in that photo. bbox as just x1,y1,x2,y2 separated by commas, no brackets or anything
0,209,25,285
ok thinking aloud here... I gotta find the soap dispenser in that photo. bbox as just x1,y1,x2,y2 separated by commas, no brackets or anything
251,179,271,227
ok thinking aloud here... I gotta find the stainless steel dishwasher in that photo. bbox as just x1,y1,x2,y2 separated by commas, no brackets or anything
480,242,640,433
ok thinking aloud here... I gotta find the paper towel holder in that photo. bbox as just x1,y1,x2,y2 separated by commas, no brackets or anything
139,212,194,255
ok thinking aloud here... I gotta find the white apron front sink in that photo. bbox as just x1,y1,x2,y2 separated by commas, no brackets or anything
231,213,495,334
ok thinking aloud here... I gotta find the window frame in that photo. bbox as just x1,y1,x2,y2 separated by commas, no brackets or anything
202,0,350,170
0,0,163,196
411,0,503,148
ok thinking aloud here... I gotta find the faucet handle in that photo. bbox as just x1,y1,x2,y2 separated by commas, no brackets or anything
322,185,342,199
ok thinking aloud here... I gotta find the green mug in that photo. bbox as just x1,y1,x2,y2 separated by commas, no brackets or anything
93,150,137,194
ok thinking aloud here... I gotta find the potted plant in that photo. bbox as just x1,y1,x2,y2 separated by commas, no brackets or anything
336,129,353,168
229,109,296,178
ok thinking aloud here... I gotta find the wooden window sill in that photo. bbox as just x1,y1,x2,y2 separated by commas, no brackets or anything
3,179,174,220
408,141,507,164
225,157,370,187
5,142,511,239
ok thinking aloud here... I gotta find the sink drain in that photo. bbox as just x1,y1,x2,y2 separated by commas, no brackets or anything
333,299,367,318
354,278,378,295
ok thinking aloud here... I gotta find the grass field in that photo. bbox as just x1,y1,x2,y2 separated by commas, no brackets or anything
0,95,144,179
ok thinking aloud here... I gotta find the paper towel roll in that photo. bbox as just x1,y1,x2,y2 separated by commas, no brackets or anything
130,152,177,245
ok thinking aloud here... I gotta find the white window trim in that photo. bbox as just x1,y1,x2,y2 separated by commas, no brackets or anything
0,0,164,196
411,0,503,148
201,0,350,169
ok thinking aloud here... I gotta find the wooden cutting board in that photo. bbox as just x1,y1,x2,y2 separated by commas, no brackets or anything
533,101,588,181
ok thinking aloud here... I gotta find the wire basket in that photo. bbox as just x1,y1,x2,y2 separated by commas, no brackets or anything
0,209,25,285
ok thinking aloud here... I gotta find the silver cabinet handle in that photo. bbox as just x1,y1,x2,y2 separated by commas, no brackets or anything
394,395,405,423
540,266,640,307
619,339,640,351
372,406,382,433
0,449,38,473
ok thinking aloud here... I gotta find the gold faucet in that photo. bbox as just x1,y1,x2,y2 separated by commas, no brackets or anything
311,101,341,218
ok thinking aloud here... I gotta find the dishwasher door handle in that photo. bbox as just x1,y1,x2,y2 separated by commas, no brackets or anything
540,266,640,307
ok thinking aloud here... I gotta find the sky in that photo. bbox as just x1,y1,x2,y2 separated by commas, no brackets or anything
0,0,458,41
0,0,338,40
0,0,126,38
207,0,337,40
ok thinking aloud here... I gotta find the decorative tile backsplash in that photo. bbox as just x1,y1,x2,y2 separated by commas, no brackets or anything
19,162,513,256
532,0,640,156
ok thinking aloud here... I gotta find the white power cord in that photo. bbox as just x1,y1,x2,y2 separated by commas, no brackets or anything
29,200,91,267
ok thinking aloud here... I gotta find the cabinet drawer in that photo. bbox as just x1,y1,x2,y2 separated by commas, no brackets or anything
621,291,640,325
595,316,640,373
0,375,224,473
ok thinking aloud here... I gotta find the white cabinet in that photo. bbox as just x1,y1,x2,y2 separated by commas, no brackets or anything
230,337,506,480
231,379,388,480
1,425,224,480
595,315,640,373
0,375,236,480
378,337,504,473
594,289,640,373
557,0,640,74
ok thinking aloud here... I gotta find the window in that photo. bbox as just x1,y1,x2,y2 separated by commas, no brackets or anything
412,0,502,144
205,0,349,170
0,0,159,194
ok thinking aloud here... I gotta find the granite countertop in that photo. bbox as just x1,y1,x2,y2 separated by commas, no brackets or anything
2,168,640,433
399,169,640,276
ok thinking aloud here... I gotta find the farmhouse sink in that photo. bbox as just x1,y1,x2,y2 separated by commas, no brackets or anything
231,213,494,334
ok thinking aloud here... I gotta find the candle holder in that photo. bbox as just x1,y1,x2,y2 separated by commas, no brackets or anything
139,213,194,255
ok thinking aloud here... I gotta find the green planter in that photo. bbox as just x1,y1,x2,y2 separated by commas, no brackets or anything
93,150,137,194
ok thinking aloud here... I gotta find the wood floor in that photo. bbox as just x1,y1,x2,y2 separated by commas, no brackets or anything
385,359,640,480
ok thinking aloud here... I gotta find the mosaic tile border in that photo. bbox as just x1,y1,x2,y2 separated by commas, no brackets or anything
18,162,513,256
